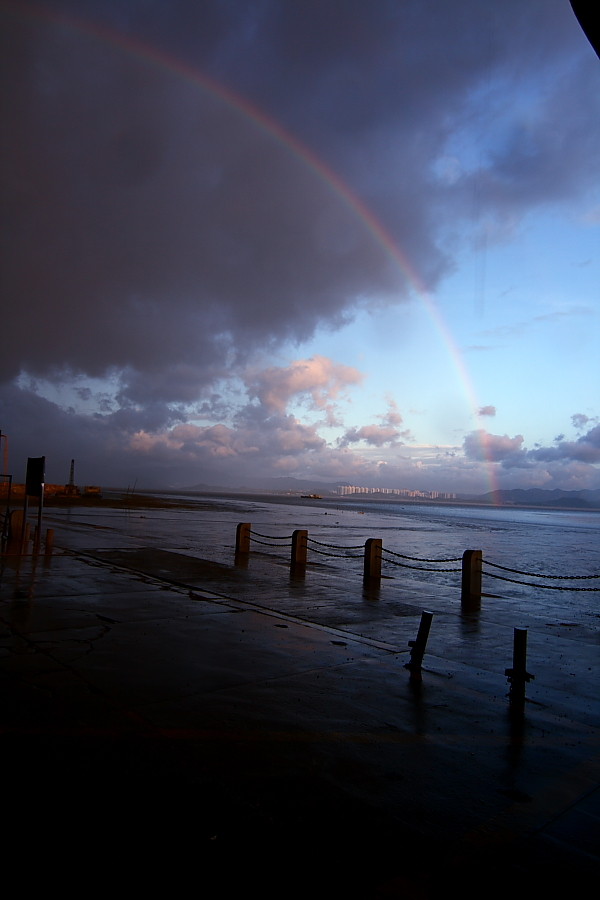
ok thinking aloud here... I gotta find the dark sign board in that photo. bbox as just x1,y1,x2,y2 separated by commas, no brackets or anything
26,456,45,497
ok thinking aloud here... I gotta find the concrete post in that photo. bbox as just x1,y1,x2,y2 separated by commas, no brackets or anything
235,523,251,555
461,549,482,611
291,529,308,567
363,538,382,580
404,610,434,678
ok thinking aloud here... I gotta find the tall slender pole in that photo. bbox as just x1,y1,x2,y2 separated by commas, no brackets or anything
35,485,44,554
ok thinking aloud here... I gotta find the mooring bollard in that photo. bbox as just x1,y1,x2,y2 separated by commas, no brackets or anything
363,538,382,580
235,522,251,555
505,627,534,711
461,549,482,611
405,610,434,678
291,529,308,568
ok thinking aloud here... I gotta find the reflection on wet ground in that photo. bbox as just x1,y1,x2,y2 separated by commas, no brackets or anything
1,497,598,893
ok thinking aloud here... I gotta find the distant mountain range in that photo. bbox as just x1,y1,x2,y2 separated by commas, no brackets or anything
472,488,600,509
180,478,600,509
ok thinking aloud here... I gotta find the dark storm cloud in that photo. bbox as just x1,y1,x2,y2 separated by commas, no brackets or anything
0,382,114,483
3,0,596,393
1,1,407,394
2,28,392,391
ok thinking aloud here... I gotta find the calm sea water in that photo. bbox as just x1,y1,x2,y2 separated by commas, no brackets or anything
48,491,600,620
184,493,600,622
154,492,599,569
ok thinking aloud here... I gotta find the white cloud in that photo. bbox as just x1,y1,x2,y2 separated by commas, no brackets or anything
244,356,363,415
463,429,525,462
339,424,403,448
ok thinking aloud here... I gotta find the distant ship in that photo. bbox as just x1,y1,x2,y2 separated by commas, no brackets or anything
301,494,322,499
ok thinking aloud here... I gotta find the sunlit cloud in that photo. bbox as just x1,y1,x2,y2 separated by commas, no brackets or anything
244,356,363,416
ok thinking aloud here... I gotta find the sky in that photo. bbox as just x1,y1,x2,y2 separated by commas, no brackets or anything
1,0,599,494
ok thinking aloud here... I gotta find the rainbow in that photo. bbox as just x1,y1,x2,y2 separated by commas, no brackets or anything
4,1,499,495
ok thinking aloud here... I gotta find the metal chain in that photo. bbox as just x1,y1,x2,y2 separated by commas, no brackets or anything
249,529,294,542
382,558,462,573
244,527,597,586
308,545,364,559
307,537,365,550
248,536,291,548
483,569,600,591
484,559,599,580
382,547,462,564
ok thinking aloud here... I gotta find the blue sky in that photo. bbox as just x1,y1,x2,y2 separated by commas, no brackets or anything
1,0,599,493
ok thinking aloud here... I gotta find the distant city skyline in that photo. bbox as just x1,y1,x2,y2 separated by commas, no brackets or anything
335,485,456,500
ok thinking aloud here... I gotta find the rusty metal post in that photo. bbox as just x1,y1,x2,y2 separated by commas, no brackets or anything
235,523,251,555
291,529,308,568
404,611,434,679
461,549,482,611
363,538,382,581
505,627,534,711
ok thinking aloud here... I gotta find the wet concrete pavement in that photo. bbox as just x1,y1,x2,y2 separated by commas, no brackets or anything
1,535,599,896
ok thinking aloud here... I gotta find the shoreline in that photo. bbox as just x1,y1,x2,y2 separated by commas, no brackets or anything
116,488,600,514
28,487,600,514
